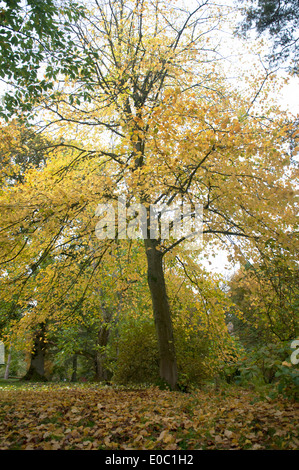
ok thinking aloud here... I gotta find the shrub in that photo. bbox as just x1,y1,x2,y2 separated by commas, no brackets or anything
112,319,160,385
228,341,299,400
238,344,281,385
274,362,299,401
112,317,212,388
174,326,212,388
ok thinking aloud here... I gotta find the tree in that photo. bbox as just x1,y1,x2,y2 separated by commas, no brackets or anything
22,322,48,381
0,120,53,185
229,242,299,346
0,0,85,117
0,0,297,389
237,0,299,73
0,120,56,381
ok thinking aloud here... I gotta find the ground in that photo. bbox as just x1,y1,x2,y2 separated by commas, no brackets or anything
0,380,298,450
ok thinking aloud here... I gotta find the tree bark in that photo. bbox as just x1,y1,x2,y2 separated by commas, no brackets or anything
95,323,111,381
4,346,11,380
144,237,178,390
71,354,78,382
22,325,48,381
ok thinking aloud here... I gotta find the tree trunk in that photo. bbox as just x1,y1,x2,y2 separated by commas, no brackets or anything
95,323,111,381
144,237,178,390
23,326,47,381
131,126,178,389
71,354,78,382
4,347,11,379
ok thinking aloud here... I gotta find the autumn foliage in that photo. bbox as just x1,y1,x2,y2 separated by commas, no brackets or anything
0,0,298,452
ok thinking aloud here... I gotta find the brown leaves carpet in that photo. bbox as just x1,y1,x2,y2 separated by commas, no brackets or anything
0,384,298,450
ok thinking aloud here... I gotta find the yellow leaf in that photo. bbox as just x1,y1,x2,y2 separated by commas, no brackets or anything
71,407,80,413
157,430,174,443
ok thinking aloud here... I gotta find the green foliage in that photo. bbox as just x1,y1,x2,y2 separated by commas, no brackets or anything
224,341,299,401
274,363,299,401
47,322,102,381
112,315,214,388
112,319,160,385
238,343,289,384
0,0,86,118
174,325,212,387
0,347,26,378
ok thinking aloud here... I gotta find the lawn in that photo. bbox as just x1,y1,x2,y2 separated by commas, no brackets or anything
0,381,298,450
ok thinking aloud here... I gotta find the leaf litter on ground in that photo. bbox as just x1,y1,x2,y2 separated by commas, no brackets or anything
0,383,298,450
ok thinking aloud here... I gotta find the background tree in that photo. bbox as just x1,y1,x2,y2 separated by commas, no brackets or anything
0,120,53,185
0,120,57,381
229,246,299,346
237,0,299,73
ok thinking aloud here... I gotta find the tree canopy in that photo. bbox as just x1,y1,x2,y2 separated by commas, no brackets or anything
0,0,298,391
